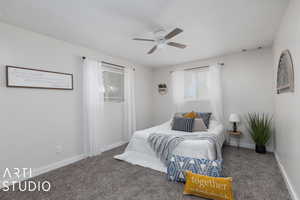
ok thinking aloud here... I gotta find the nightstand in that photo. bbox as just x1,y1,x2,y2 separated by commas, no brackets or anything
227,131,242,149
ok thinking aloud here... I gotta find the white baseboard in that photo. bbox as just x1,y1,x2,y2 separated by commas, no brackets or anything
2,141,296,200
34,154,86,177
227,141,254,149
226,141,273,152
100,141,128,153
228,142,296,199
275,153,299,200
1,154,86,189
1,141,128,189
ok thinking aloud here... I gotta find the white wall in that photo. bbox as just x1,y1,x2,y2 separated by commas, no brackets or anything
152,48,274,149
273,0,300,199
0,22,153,178
135,67,154,130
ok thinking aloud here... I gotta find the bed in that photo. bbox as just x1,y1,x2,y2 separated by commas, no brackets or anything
114,119,225,173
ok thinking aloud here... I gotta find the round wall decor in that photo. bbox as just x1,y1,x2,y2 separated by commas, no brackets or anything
277,50,294,94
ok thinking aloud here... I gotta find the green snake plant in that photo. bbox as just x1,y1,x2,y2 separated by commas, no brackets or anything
246,113,273,147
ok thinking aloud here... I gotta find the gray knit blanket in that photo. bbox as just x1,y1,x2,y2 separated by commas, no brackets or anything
147,133,223,166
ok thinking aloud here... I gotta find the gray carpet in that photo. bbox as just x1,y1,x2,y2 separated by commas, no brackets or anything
0,145,291,200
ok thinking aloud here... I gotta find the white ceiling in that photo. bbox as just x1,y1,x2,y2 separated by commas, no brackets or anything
0,0,289,67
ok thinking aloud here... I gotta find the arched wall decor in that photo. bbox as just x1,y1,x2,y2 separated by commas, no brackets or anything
277,50,294,94
158,83,167,95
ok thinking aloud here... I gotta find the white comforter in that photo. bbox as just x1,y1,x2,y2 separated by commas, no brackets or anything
114,120,225,173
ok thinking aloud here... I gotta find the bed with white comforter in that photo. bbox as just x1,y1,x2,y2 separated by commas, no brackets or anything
114,120,225,173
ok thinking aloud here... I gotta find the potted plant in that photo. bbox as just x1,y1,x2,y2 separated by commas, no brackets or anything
246,113,273,154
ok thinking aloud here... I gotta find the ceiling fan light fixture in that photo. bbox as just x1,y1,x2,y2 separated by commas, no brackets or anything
133,27,187,54
157,39,166,49
157,43,165,49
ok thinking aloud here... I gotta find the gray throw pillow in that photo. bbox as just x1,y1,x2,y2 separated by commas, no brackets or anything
193,118,208,132
172,117,194,132
196,112,212,128
171,113,184,127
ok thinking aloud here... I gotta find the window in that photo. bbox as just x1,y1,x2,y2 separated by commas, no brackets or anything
184,69,209,100
103,68,124,102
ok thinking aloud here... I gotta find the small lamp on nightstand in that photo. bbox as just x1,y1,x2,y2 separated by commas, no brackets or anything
229,113,240,132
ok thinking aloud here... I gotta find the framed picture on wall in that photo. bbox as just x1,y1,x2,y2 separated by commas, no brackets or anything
6,66,74,90
276,50,294,94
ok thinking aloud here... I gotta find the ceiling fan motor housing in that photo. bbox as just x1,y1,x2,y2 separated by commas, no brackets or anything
154,29,167,48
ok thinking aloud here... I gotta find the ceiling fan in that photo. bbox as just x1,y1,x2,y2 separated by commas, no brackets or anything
133,28,187,54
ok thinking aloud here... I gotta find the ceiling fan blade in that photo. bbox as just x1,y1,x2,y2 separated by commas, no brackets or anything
167,42,187,49
164,28,183,40
148,45,157,54
133,38,155,42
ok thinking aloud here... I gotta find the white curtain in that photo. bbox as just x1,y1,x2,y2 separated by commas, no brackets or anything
207,64,224,123
124,67,136,141
171,70,185,112
82,59,104,157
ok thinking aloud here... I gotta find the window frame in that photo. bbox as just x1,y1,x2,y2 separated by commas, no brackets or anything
184,68,209,101
102,66,125,103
